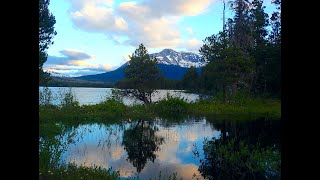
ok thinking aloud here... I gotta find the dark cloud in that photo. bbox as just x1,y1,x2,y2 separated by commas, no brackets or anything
44,49,114,77
59,49,93,60
46,49,95,66
43,64,115,77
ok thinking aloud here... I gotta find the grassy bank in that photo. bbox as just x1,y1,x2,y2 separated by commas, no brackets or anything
40,96,280,128
188,97,280,120
39,163,120,180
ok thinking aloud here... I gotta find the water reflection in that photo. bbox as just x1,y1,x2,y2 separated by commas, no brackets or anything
122,120,164,173
39,87,200,106
40,117,280,179
199,118,281,179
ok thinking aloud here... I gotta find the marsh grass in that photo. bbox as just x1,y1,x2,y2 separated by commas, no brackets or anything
124,171,183,180
152,94,189,115
188,97,281,120
39,163,120,180
59,87,80,110
40,89,280,126
39,86,56,106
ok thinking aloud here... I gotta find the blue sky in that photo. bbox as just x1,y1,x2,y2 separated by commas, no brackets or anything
44,0,277,77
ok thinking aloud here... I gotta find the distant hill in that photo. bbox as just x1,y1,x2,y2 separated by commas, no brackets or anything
44,76,114,88
75,65,126,83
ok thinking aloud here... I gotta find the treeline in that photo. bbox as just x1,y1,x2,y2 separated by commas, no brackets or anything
42,77,114,88
182,0,281,99
115,78,183,90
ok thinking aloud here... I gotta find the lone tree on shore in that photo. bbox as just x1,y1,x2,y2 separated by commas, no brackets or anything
117,44,162,104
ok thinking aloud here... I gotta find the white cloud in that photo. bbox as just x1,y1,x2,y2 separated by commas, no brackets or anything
122,16,182,48
144,0,213,17
44,49,113,77
69,0,127,33
116,2,183,48
66,0,217,49
185,38,203,52
68,0,114,10
68,60,113,71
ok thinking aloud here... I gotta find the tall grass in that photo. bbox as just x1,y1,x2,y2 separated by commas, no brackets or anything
39,86,55,106
153,93,188,115
188,97,281,120
39,88,280,127
59,87,80,110
40,96,280,126
39,163,120,180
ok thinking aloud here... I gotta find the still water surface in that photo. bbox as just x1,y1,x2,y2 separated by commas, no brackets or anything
39,87,200,106
42,117,280,179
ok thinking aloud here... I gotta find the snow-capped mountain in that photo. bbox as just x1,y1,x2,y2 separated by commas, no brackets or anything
150,49,207,68
76,49,206,82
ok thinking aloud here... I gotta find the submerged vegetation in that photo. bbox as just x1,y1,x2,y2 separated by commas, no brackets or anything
39,162,120,180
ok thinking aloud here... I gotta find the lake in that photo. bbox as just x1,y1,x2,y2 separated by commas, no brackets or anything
40,116,281,179
39,87,200,106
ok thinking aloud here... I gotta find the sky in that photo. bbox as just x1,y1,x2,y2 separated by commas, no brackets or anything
44,0,277,77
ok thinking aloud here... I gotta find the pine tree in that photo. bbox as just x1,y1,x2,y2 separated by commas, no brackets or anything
250,0,270,94
182,66,199,91
200,32,254,100
119,44,162,104
229,0,253,53
39,0,57,84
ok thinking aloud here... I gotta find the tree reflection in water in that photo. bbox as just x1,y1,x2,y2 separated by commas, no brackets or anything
199,118,281,180
122,120,164,173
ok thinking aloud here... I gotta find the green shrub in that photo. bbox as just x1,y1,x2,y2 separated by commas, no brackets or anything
154,94,189,115
59,88,79,110
98,98,126,118
39,86,55,106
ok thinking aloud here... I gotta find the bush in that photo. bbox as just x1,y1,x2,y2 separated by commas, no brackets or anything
93,97,127,119
154,94,189,115
39,86,55,106
59,88,79,110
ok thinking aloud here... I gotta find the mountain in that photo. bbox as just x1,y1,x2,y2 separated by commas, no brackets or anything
151,49,206,68
75,64,201,82
75,65,126,82
76,49,205,83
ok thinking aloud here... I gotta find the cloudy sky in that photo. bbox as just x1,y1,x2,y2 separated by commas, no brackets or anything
45,0,276,77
